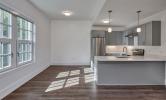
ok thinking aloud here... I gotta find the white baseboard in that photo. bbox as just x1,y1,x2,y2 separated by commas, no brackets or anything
0,65,49,99
51,63,90,66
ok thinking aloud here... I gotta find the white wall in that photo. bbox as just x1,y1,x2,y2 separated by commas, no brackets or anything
0,0,51,99
107,9,166,56
51,20,91,65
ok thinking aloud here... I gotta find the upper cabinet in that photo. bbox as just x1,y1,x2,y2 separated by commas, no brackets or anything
124,21,161,46
94,21,161,46
105,31,124,45
145,21,161,46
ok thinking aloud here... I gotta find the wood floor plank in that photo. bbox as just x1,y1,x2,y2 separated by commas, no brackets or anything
3,66,166,100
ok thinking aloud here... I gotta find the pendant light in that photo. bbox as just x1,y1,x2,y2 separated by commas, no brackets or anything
107,10,112,33
136,10,142,33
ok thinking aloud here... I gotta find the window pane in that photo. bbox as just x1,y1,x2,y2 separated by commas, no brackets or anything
0,9,12,38
25,21,28,30
18,43,32,64
18,43,23,53
28,22,32,31
17,29,21,40
17,18,21,28
0,43,2,55
23,52,27,61
22,19,25,29
3,25,8,37
2,43,11,68
0,9,2,23
3,43,11,54
17,17,32,40
24,31,27,40
3,10,11,25
0,43,2,69
18,43,23,64
28,53,32,61
3,55,11,67
18,53,23,64
3,25,11,38
22,30,25,40
28,43,32,52
0,24,2,37
0,56,2,69
28,31,32,40
23,44,26,52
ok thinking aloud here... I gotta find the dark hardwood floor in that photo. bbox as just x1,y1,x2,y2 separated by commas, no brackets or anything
3,66,166,100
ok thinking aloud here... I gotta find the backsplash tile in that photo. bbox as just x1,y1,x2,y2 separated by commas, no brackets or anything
106,46,166,56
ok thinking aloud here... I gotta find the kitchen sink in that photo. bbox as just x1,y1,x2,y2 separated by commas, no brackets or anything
116,55,130,58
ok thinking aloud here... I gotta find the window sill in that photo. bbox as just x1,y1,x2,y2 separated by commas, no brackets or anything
0,61,34,76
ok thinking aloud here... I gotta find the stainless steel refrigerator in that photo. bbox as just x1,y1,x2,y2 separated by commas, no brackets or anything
91,37,106,63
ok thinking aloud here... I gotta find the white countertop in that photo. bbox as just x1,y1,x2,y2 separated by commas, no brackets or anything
95,55,166,62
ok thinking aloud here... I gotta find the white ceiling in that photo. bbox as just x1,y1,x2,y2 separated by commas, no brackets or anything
28,0,166,27
28,0,105,20
94,0,166,27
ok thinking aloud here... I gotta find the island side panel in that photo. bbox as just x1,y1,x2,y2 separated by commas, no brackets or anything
97,61,165,85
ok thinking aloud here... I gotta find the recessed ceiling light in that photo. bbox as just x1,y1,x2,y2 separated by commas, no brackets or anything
62,10,73,16
102,19,111,24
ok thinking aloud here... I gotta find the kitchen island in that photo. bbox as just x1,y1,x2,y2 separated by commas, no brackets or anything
94,56,166,85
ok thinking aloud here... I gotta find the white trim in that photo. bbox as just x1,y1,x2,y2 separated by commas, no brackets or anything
51,63,90,66
0,61,34,75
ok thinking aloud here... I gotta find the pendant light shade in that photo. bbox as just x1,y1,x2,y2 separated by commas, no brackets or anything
108,10,112,33
108,27,112,33
136,11,141,33
136,27,141,33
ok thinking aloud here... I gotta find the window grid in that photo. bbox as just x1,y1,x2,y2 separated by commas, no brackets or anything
0,8,12,71
0,8,12,39
17,17,33,65
0,7,34,72
0,42,12,69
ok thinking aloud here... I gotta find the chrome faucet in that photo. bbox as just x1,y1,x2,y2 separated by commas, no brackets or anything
123,47,128,55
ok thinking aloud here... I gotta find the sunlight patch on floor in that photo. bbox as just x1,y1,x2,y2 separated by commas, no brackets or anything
65,77,79,87
85,74,94,83
56,71,69,78
45,79,65,92
45,68,95,92
70,70,80,76
84,68,93,74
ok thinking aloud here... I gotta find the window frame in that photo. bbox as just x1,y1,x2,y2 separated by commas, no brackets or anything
0,3,35,73
0,8,13,72
16,17,34,66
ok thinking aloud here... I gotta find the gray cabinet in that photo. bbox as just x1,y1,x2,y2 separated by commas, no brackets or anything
138,24,146,45
105,31,124,45
125,21,161,46
91,21,161,46
145,21,161,46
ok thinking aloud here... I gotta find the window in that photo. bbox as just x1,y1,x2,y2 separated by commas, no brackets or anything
0,9,12,38
0,6,34,72
17,17,33,64
0,9,12,70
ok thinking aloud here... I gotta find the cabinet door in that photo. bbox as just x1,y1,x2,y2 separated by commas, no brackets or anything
145,22,152,45
152,21,161,46
126,30,134,45
105,31,123,45
138,24,146,45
